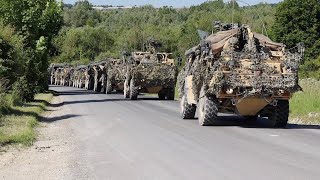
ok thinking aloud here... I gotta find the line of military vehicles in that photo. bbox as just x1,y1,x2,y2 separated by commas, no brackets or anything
50,23,304,128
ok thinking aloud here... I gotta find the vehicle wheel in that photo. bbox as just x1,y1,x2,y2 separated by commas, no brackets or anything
89,78,94,90
93,78,98,91
166,88,175,100
124,79,130,98
158,91,166,100
268,100,289,128
244,115,258,125
198,86,219,126
106,78,112,94
180,94,196,119
130,78,138,100
96,82,102,92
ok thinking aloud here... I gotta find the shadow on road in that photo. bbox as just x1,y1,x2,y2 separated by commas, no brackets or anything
33,99,64,108
61,97,177,105
57,90,101,96
200,116,320,130
50,88,176,105
21,103,54,112
41,114,81,123
285,124,320,130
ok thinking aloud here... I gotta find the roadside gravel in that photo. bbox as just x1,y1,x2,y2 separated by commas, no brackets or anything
0,96,89,180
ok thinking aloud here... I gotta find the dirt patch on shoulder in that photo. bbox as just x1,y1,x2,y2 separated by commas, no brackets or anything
0,96,89,180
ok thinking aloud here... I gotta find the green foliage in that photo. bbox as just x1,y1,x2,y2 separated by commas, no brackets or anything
54,26,114,63
0,79,10,114
0,93,53,146
0,0,63,102
54,1,277,66
0,23,25,85
63,0,101,27
0,0,63,48
12,76,35,104
290,79,320,124
300,56,320,79
272,0,320,78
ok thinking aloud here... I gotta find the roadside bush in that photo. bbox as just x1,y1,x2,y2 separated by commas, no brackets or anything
0,79,10,114
11,76,35,105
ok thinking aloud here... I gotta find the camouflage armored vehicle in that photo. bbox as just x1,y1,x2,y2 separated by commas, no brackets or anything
73,65,87,88
125,50,178,100
60,66,73,86
67,68,75,87
179,24,304,127
86,61,106,92
54,68,63,85
49,64,67,85
104,58,127,95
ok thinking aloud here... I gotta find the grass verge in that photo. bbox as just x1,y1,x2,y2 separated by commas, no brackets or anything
0,93,53,146
290,79,320,124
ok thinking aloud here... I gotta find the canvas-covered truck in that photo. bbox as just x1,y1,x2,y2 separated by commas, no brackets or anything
124,51,178,100
178,25,304,127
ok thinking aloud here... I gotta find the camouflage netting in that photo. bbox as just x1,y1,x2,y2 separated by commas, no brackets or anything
106,62,127,84
130,63,177,88
177,55,207,98
179,25,304,100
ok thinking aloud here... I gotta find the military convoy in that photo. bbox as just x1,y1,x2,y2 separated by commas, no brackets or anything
49,27,303,128
49,39,178,100
178,24,304,127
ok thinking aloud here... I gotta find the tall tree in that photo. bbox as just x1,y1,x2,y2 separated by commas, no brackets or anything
272,0,320,78
63,0,100,27
0,0,63,100
272,0,320,59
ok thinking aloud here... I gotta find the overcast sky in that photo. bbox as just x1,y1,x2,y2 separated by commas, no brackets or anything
62,0,282,8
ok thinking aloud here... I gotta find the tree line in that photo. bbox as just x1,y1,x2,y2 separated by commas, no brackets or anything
0,0,319,110
0,0,63,113
53,0,320,78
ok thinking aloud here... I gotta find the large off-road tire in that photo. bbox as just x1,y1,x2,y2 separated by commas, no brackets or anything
93,78,98,92
106,78,112,94
95,82,102,92
198,86,219,126
123,79,130,98
129,78,138,100
158,91,166,100
88,78,94,90
166,88,175,100
180,94,196,119
244,115,258,125
268,100,289,128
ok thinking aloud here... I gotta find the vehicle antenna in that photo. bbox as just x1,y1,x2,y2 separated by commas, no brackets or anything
232,0,235,29
236,0,269,37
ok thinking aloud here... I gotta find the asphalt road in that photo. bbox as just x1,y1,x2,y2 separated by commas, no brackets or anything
50,85,320,180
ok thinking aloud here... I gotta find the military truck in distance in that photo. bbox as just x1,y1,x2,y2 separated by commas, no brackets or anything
72,65,88,89
49,64,68,85
179,24,304,127
125,50,177,100
89,61,108,92
105,58,127,95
